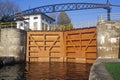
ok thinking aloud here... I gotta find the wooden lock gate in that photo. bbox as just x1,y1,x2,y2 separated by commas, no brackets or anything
26,27,97,63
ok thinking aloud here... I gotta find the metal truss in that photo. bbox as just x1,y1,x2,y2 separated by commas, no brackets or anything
15,2,111,20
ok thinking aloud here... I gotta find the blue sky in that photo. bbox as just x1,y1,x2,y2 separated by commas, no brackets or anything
7,0,120,24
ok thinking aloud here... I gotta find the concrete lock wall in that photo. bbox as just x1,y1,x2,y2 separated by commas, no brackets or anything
97,21,120,58
0,28,26,63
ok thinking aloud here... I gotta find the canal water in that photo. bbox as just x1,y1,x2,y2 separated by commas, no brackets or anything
0,63,92,80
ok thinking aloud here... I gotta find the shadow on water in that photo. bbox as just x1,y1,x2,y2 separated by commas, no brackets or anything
0,63,25,80
0,63,92,80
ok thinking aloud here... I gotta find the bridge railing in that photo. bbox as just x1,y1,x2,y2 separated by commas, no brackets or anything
51,21,97,31
72,20,97,28
98,13,120,21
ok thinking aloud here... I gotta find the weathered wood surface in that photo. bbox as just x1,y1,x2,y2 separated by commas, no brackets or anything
26,27,97,63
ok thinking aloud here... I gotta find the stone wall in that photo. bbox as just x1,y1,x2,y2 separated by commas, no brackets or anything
97,20,120,58
0,28,26,63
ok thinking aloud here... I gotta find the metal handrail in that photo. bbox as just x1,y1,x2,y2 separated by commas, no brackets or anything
98,13,120,21
51,21,97,31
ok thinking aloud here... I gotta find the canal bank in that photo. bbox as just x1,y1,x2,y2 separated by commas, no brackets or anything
89,58,120,80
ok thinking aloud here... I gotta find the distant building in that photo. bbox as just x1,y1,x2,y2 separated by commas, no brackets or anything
16,13,55,31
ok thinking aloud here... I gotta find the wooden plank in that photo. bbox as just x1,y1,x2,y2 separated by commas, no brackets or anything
86,53,97,58
76,58,86,63
82,33,95,39
82,40,96,45
67,57,76,62
30,36,41,51
38,58,49,62
30,42,44,45
66,35,80,39
66,53,77,57
46,36,59,40
86,59,96,64
43,34,46,51
85,32,96,51
50,53,63,57
49,36,60,50
66,41,80,45
26,32,30,62
66,34,79,52
50,57,63,62
29,36,44,41
81,27,96,33
64,32,67,62
59,32,64,61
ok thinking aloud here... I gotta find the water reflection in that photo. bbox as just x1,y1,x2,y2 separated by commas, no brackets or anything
0,64,25,80
0,63,92,80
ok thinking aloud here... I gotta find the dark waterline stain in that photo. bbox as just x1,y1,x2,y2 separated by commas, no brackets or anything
0,63,92,80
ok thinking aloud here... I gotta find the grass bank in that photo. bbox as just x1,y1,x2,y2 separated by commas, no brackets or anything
103,62,120,80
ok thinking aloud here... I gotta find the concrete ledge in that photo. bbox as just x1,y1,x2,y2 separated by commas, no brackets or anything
0,57,25,66
89,58,120,80
0,59,3,66
0,57,15,65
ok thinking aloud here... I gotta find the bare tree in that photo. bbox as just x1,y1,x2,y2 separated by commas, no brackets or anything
0,0,20,18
